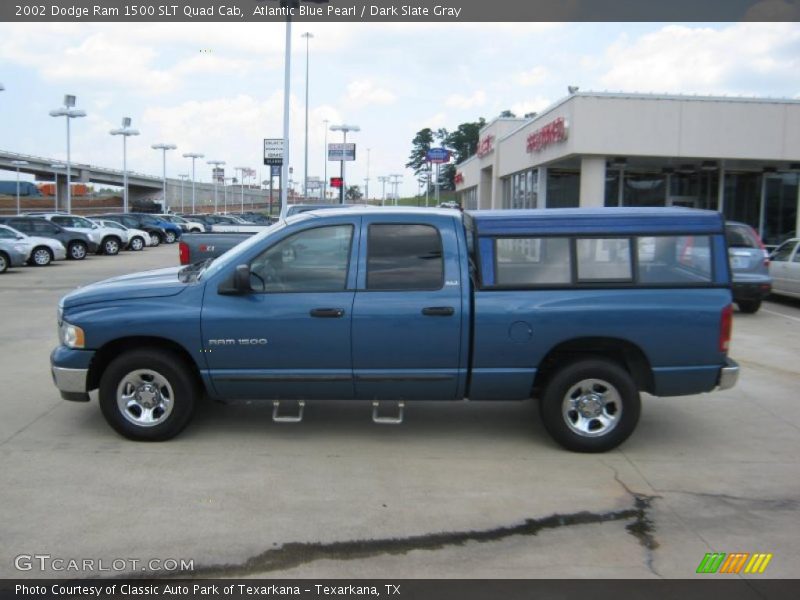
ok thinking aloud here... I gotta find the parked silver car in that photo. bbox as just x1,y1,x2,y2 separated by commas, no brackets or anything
769,238,800,300
726,221,772,313
0,224,67,266
0,239,29,273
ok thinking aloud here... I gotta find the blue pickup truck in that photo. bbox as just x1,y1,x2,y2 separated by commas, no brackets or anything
51,207,738,452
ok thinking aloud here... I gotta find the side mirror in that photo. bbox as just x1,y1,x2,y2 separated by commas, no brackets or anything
219,264,252,295
16,235,24,240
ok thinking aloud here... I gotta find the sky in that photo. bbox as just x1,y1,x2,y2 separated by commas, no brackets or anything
0,21,799,197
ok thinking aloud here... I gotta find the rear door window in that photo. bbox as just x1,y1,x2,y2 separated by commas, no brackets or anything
726,225,760,248
367,224,444,290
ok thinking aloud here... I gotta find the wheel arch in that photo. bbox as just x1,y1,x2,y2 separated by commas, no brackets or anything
87,336,204,393
533,337,654,396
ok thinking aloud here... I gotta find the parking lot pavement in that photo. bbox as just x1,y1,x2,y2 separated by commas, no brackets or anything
0,248,798,579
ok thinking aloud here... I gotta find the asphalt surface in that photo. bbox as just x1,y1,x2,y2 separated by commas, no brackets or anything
0,246,798,579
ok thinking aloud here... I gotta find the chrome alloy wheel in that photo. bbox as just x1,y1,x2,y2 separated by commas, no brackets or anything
116,369,175,427
32,248,51,265
561,378,622,438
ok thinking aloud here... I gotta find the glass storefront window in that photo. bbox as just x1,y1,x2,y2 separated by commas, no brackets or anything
457,187,478,210
501,169,538,209
764,174,799,245
547,169,579,208
723,172,761,230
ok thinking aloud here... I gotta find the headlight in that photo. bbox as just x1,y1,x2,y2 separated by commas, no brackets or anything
59,321,85,349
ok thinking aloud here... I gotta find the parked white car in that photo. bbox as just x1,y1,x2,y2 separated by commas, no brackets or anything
89,219,151,251
36,213,125,256
769,238,800,300
0,224,67,266
155,214,205,233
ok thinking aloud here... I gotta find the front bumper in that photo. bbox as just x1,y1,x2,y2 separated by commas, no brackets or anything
717,358,740,391
51,346,95,402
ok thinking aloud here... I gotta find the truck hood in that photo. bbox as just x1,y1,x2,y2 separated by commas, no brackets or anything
61,266,189,309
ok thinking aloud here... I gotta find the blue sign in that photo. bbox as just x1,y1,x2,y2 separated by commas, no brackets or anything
270,165,281,177
426,147,451,163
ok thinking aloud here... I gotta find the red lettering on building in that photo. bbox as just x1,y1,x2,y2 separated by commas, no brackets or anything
526,117,569,153
454,172,465,185
477,135,495,158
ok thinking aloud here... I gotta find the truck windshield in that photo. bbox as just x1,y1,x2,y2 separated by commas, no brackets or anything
198,221,285,281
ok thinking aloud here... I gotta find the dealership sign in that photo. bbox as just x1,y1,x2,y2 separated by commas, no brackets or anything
477,135,494,158
426,147,451,164
263,138,284,166
328,143,356,161
526,118,569,153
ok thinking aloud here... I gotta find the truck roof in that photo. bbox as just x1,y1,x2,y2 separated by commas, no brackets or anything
469,207,725,236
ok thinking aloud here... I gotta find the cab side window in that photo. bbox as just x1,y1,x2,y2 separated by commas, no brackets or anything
249,225,353,293
367,224,444,291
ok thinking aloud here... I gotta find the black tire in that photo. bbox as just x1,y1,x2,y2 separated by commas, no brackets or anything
102,236,121,256
0,252,8,274
68,241,87,260
30,246,53,266
165,231,177,244
539,358,641,453
98,348,197,441
150,233,162,247
737,300,761,314
129,236,145,251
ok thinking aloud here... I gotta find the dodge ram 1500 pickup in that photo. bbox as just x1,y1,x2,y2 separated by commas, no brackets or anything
51,207,739,452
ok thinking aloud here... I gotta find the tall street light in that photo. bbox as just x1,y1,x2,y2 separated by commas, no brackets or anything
178,174,189,213
11,160,29,215
207,160,225,213
50,164,65,211
182,152,204,213
365,147,370,202
322,118,329,202
378,176,389,206
152,143,177,211
301,32,314,200
110,118,140,213
235,167,248,214
330,124,359,204
390,174,403,206
49,95,86,214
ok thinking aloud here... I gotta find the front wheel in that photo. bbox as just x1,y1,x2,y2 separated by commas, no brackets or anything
0,252,8,273
737,300,761,314
165,231,177,244
99,348,197,441
129,236,145,251
539,358,641,453
150,233,162,247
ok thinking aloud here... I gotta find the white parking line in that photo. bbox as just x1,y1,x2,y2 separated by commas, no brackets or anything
761,308,800,324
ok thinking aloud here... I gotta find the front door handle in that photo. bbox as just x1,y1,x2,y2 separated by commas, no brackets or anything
421,306,455,317
310,308,345,318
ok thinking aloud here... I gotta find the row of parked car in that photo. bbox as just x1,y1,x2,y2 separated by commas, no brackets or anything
0,210,275,273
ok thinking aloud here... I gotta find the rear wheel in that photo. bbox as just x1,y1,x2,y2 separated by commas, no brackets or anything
0,252,8,273
68,241,87,260
150,233,162,247
102,237,121,256
129,236,145,251
539,358,641,453
31,246,53,266
98,348,197,441
165,231,177,244
737,300,761,314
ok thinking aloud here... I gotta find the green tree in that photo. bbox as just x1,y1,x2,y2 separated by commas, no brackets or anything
405,128,435,177
346,185,363,202
444,118,486,163
499,109,516,118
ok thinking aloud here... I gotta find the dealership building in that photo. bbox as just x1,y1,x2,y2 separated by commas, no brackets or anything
454,92,800,245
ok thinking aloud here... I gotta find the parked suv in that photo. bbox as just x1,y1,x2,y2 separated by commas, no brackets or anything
89,219,150,251
92,214,169,246
725,221,772,313
0,217,97,260
37,213,125,256
155,214,204,233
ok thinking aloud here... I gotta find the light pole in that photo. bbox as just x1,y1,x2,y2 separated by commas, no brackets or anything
278,13,292,221
110,118,140,213
11,160,29,215
302,32,314,200
224,177,236,213
207,160,225,213
365,147,370,202
378,176,388,206
330,124,360,204
322,119,329,202
178,174,189,213
390,174,403,206
49,95,86,213
50,164,65,211
235,167,247,213
182,152,204,213
151,143,177,211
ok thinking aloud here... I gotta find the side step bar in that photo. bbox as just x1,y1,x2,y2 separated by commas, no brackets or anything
272,400,305,423
372,401,405,425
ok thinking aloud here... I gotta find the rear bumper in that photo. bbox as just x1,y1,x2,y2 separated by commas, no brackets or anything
717,358,740,391
732,281,772,302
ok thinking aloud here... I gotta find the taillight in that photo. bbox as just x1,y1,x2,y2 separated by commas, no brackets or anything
720,304,733,353
750,226,769,266
178,241,189,265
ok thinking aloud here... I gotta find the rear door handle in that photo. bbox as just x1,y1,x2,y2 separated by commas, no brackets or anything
310,308,345,318
421,306,455,317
